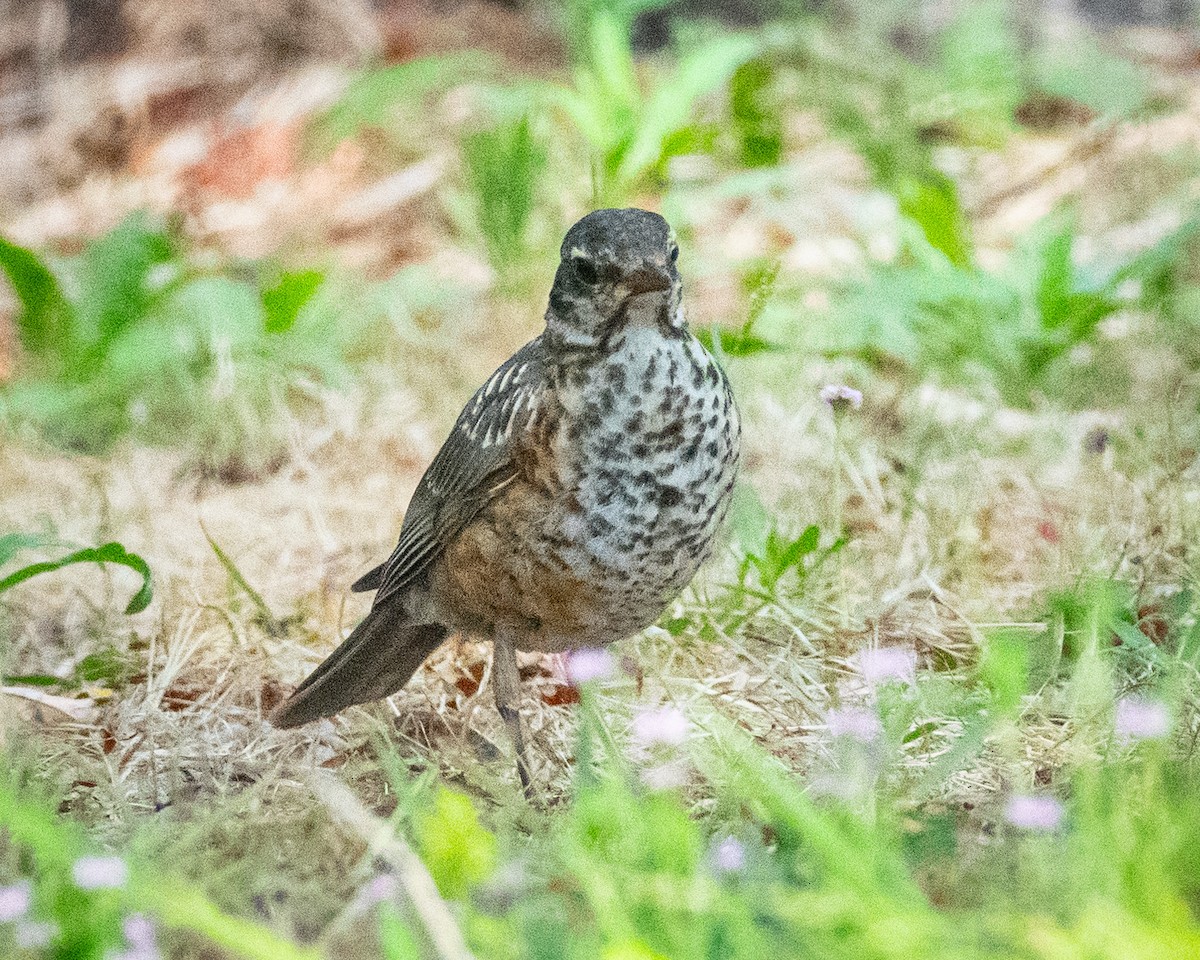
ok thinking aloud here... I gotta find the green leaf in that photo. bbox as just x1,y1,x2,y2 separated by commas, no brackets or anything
462,115,546,270
731,57,783,168
778,524,821,569
76,213,173,351
413,788,497,900
896,175,971,268
694,326,781,357
1,674,60,687
261,269,325,334
76,645,135,688
379,906,422,960
977,629,1029,714
1034,214,1077,330
0,235,74,357
619,32,759,187
0,541,153,614
1111,619,1162,662
937,0,1022,145
315,54,489,146
902,720,940,745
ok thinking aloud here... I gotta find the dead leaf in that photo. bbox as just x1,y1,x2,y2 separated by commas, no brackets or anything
540,685,580,707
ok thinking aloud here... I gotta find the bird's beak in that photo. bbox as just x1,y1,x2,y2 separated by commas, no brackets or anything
621,266,672,296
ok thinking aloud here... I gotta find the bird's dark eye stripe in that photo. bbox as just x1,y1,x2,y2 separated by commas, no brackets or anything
575,259,599,285
670,245,679,263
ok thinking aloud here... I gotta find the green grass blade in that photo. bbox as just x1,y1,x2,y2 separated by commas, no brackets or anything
0,540,153,614
201,521,283,634
0,234,74,357
262,269,326,334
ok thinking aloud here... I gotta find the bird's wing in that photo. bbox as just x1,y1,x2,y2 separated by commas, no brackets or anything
353,337,549,606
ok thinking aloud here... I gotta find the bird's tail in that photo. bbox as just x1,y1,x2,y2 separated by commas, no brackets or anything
270,605,447,729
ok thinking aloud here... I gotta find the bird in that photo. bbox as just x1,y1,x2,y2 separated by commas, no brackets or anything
270,208,741,791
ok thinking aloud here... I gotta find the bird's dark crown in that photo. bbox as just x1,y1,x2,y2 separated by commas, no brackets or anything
560,208,676,267
546,208,683,353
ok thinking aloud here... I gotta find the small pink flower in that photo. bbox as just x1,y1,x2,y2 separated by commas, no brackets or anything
365,874,398,905
15,919,57,949
819,384,863,412
712,837,746,873
72,855,127,890
1115,697,1170,742
632,706,689,747
858,647,916,686
0,881,31,922
117,914,161,960
1004,795,1064,831
640,761,688,790
826,707,882,743
565,648,616,685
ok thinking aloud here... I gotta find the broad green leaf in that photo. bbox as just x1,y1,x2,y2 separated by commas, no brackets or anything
0,541,153,614
1034,214,1077,330
261,269,325,334
462,116,546,269
897,175,971,268
0,235,74,357
619,32,759,186
413,788,497,900
695,326,781,357
76,213,173,351
977,628,1029,714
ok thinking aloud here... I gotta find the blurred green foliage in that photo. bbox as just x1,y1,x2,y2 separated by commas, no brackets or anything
357,582,1200,959
0,215,382,479
311,53,490,156
823,210,1200,406
0,766,323,960
462,115,547,273
547,2,758,204
2,4,1200,957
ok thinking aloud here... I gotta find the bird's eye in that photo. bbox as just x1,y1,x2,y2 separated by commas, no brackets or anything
669,245,679,263
575,258,599,285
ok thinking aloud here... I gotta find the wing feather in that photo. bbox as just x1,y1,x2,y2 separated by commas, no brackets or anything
359,338,548,606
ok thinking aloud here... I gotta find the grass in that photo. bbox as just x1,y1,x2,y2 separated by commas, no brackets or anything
2,2,1200,958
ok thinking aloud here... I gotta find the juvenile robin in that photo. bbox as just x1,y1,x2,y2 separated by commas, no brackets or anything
271,208,741,789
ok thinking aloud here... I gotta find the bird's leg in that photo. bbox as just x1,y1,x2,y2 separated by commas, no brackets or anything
492,627,533,796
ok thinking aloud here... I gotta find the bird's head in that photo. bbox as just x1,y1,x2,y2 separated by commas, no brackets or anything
544,208,684,352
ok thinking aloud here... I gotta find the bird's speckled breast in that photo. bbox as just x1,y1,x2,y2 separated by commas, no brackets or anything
537,325,740,644
429,326,740,651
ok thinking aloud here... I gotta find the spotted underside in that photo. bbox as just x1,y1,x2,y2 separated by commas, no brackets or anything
420,323,741,651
